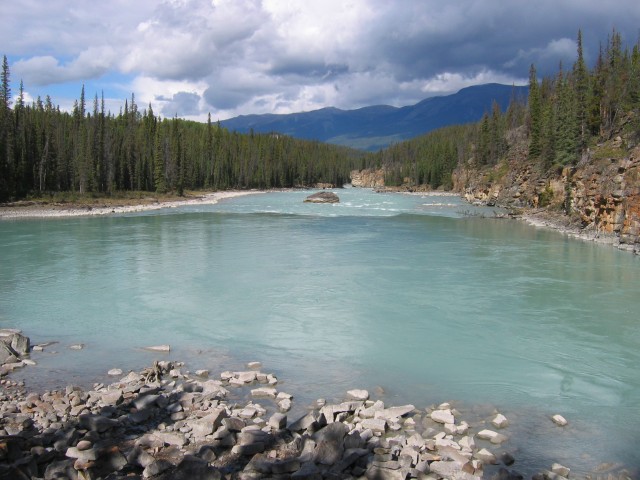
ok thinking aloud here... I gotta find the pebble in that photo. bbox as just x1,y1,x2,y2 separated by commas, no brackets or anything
107,368,123,376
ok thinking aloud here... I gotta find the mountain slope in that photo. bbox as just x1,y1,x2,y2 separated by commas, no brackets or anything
220,83,528,151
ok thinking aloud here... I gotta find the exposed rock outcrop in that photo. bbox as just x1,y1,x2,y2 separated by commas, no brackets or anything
350,169,385,188
453,135,640,252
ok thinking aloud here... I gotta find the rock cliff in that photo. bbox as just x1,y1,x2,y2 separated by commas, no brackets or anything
453,132,640,251
350,169,385,188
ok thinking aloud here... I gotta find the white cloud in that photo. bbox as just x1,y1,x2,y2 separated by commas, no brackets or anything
12,46,117,86
421,70,527,95
3,0,640,119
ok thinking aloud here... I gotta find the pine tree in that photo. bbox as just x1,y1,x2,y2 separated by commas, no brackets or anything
573,30,589,151
528,64,542,159
0,56,12,200
153,127,167,193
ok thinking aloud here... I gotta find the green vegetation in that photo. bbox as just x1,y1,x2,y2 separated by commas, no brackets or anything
2,29,638,201
377,29,640,189
0,61,364,202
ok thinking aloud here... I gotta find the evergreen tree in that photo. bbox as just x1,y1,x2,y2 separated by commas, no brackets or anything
573,30,589,150
0,56,12,200
528,64,542,159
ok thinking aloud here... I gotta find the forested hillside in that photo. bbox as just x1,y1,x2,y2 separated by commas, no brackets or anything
0,57,361,202
371,29,640,247
377,30,639,189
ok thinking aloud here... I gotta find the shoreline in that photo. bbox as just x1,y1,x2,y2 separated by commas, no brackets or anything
518,209,639,254
3,350,629,480
0,190,265,220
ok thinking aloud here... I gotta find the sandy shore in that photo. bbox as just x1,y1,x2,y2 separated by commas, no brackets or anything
0,190,264,220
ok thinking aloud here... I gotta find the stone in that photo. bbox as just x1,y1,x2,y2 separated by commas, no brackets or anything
44,459,77,480
247,361,262,369
251,386,277,398
551,463,570,477
304,191,340,203
475,448,497,464
477,429,507,444
66,446,97,461
311,422,348,464
459,435,476,451
552,414,568,426
492,413,509,428
291,461,322,480
278,398,292,411
76,440,92,451
69,343,84,350
381,404,415,419
78,414,118,433
365,465,407,480
290,412,319,432
156,432,187,447
232,442,265,455
10,333,30,355
222,417,246,432
347,389,369,400
361,418,387,434
143,459,174,478
430,409,455,424
171,456,222,480
268,412,287,430
107,368,122,376
144,344,170,352
100,389,123,406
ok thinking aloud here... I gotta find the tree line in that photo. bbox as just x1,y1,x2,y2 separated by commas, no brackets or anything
0,59,362,202
378,29,640,188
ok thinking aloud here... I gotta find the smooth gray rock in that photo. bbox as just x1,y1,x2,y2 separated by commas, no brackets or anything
304,191,340,203
346,389,369,400
430,408,455,424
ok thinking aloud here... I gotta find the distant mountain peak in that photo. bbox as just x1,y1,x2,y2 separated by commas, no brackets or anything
220,83,528,151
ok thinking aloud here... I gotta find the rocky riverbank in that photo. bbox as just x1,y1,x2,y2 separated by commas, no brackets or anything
2,331,634,480
452,137,640,254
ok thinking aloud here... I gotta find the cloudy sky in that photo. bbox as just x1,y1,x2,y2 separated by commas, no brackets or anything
2,0,640,122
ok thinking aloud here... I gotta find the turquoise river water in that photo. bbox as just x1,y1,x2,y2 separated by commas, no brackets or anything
0,188,639,476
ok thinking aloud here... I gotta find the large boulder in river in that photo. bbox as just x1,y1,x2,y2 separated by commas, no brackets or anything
304,191,340,203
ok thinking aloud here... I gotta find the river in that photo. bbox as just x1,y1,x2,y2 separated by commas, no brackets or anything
1,188,638,476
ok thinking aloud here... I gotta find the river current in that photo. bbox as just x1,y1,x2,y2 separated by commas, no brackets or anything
1,188,639,476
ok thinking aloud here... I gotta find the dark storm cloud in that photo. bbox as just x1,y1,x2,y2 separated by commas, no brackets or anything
3,0,640,120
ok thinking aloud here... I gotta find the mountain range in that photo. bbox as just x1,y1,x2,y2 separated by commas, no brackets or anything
220,83,528,151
